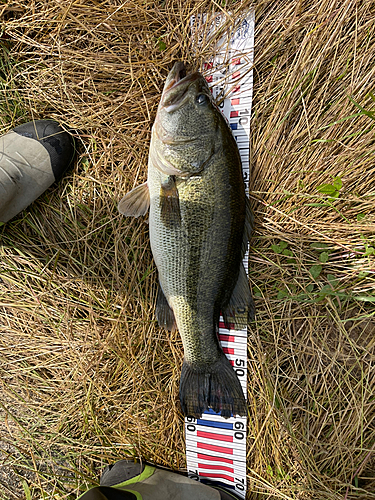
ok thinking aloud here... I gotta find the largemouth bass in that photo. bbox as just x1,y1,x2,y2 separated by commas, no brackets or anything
119,62,254,418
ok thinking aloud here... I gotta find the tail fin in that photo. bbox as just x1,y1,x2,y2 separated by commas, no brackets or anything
179,354,246,418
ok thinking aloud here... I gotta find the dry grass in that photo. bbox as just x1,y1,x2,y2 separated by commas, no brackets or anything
0,0,374,498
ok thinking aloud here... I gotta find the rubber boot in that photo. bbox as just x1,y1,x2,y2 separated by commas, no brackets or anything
77,460,242,500
0,119,75,222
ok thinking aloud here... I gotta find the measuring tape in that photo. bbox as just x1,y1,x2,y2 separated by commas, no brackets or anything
186,10,255,499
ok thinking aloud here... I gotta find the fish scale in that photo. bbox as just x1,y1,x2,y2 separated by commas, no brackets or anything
186,9,255,499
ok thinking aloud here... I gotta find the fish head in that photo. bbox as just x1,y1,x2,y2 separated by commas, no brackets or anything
152,62,220,177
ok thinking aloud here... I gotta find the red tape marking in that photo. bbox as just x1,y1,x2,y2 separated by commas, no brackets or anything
197,430,233,442
197,453,233,464
223,347,234,354
198,463,234,473
198,442,233,454
219,334,235,342
219,320,234,330
200,472,234,482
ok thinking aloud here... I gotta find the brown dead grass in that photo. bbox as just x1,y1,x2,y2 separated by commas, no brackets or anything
0,0,375,498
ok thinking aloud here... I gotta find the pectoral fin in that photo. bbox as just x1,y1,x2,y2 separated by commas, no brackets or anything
118,182,150,217
155,283,177,332
222,263,255,330
160,175,180,227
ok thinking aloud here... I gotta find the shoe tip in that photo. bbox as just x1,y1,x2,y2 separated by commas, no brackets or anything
13,119,75,181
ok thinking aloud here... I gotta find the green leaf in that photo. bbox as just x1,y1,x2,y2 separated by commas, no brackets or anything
309,264,322,279
328,190,340,199
310,242,329,250
348,95,375,121
271,244,281,253
319,251,329,263
318,284,333,296
296,293,307,301
364,246,374,256
318,113,362,130
279,241,288,250
305,202,330,207
354,295,375,302
358,271,369,279
311,138,335,144
357,213,366,222
333,177,342,190
270,54,278,65
316,183,337,195
22,481,31,500
282,249,293,257
81,157,90,171
267,464,274,477
277,290,289,299
158,40,166,51
306,284,314,292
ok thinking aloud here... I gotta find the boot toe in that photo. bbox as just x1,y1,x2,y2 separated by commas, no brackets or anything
0,119,75,222
100,460,145,487
13,119,75,181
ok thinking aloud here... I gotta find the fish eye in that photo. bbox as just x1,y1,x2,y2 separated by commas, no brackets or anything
196,94,208,105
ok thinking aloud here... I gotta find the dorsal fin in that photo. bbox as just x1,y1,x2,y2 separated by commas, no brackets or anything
242,197,254,257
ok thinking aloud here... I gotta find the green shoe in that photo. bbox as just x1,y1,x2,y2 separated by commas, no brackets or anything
78,460,243,500
0,119,75,222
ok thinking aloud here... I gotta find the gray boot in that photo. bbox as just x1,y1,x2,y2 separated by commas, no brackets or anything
0,119,75,222
77,460,242,500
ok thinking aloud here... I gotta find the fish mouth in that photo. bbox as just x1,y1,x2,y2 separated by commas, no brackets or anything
161,62,200,111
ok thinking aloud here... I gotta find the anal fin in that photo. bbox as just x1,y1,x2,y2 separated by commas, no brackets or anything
155,283,177,332
222,263,255,330
118,182,150,217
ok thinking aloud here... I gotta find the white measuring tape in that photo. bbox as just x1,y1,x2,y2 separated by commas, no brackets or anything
185,10,255,499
